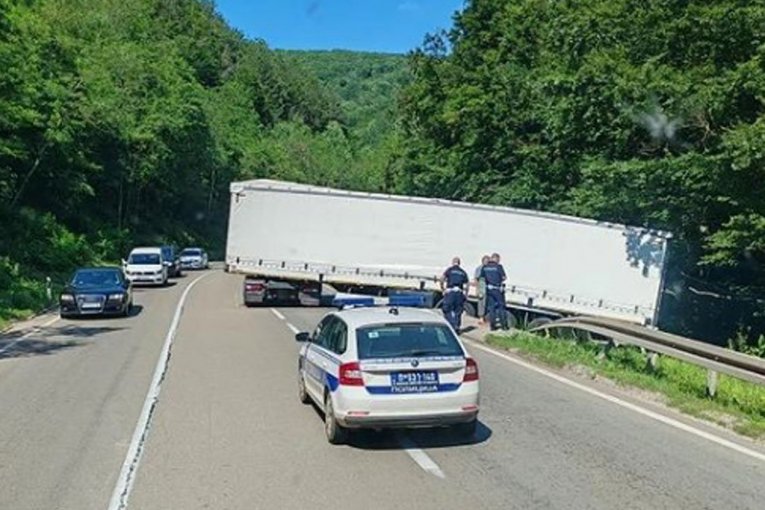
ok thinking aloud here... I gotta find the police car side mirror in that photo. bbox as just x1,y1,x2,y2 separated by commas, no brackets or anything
295,332,311,343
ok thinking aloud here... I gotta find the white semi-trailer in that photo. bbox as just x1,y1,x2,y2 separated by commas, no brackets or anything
226,179,671,326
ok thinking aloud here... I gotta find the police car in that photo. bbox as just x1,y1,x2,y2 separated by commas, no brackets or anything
295,303,480,444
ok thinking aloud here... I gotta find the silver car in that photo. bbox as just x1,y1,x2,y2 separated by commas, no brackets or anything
179,247,209,270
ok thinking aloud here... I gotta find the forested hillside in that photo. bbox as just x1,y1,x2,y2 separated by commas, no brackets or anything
280,50,409,146
0,0,382,325
395,0,765,347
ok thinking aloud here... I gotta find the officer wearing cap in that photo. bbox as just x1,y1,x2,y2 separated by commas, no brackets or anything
440,256,469,331
480,253,508,330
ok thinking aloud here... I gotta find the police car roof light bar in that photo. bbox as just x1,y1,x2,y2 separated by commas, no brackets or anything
333,296,376,309
388,294,428,308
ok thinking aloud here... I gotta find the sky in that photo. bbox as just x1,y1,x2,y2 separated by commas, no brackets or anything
214,0,465,54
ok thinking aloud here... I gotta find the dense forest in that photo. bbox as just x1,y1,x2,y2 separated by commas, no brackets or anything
1,0,764,352
394,0,765,349
0,0,392,326
281,50,409,147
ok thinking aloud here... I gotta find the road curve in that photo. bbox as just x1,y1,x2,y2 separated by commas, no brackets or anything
1,270,763,510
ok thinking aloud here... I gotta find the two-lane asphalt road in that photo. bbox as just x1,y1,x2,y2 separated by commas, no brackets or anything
1,270,763,510
0,274,205,510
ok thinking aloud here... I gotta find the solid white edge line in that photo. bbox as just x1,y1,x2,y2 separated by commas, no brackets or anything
107,273,212,510
270,308,286,321
465,339,765,463
398,435,446,479
287,323,300,335
0,316,61,356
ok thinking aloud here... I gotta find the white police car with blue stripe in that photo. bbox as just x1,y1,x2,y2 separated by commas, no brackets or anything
296,299,479,444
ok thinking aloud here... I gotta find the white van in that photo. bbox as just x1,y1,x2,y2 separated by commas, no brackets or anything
124,247,168,286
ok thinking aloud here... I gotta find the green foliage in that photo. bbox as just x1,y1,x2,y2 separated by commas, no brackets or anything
0,0,393,321
729,329,765,358
399,0,765,344
280,50,410,147
488,331,765,438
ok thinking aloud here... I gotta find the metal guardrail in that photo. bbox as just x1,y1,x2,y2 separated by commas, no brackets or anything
530,316,765,394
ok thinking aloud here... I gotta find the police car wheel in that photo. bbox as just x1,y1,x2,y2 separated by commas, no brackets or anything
324,395,347,445
453,419,477,438
297,372,310,404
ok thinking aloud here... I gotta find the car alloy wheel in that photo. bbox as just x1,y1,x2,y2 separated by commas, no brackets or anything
324,395,346,445
298,371,310,404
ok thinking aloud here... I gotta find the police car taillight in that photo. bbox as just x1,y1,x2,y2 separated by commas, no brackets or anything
463,358,479,382
339,361,364,386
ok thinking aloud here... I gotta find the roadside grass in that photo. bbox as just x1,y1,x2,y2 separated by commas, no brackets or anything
0,271,66,332
486,331,765,439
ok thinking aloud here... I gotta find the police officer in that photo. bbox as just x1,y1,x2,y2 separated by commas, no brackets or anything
441,256,469,331
480,253,508,330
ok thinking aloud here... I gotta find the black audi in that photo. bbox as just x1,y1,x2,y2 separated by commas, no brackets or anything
59,267,134,318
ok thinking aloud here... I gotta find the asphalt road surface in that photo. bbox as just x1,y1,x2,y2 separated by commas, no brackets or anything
1,270,763,510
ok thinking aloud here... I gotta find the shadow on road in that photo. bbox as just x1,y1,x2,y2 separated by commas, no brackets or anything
133,281,178,293
0,339,83,360
49,324,126,338
308,403,491,450
1,322,127,360
345,421,492,450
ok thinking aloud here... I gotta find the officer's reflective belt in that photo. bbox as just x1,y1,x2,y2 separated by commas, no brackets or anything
487,285,505,291
445,287,464,293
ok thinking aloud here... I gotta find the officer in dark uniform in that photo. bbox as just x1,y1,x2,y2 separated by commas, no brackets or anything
441,257,469,331
480,253,508,330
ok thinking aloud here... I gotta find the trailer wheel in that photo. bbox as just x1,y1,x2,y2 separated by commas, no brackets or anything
506,311,518,330
527,317,553,331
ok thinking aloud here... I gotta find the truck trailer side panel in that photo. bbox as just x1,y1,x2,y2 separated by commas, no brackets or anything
226,180,670,325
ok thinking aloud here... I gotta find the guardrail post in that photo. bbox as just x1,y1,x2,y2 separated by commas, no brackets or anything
597,339,614,360
706,370,718,398
646,352,659,372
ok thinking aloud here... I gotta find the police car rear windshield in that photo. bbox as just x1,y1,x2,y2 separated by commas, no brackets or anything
356,323,464,359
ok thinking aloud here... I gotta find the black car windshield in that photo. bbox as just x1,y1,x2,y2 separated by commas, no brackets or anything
356,323,464,359
181,249,201,256
129,253,161,265
71,270,122,288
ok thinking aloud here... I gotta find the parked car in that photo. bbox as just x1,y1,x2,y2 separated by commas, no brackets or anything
296,306,480,444
59,267,133,318
179,247,209,270
161,245,183,277
124,247,168,286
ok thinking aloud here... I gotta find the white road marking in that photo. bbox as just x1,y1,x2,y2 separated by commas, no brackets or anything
270,313,445,478
465,339,765,464
0,316,60,356
398,435,446,479
270,308,286,321
108,273,212,510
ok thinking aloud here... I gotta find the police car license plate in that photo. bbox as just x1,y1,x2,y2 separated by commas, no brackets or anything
390,371,439,393
81,302,101,309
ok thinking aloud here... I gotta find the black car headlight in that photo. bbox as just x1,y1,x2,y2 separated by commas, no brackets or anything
60,294,75,303
108,293,125,301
